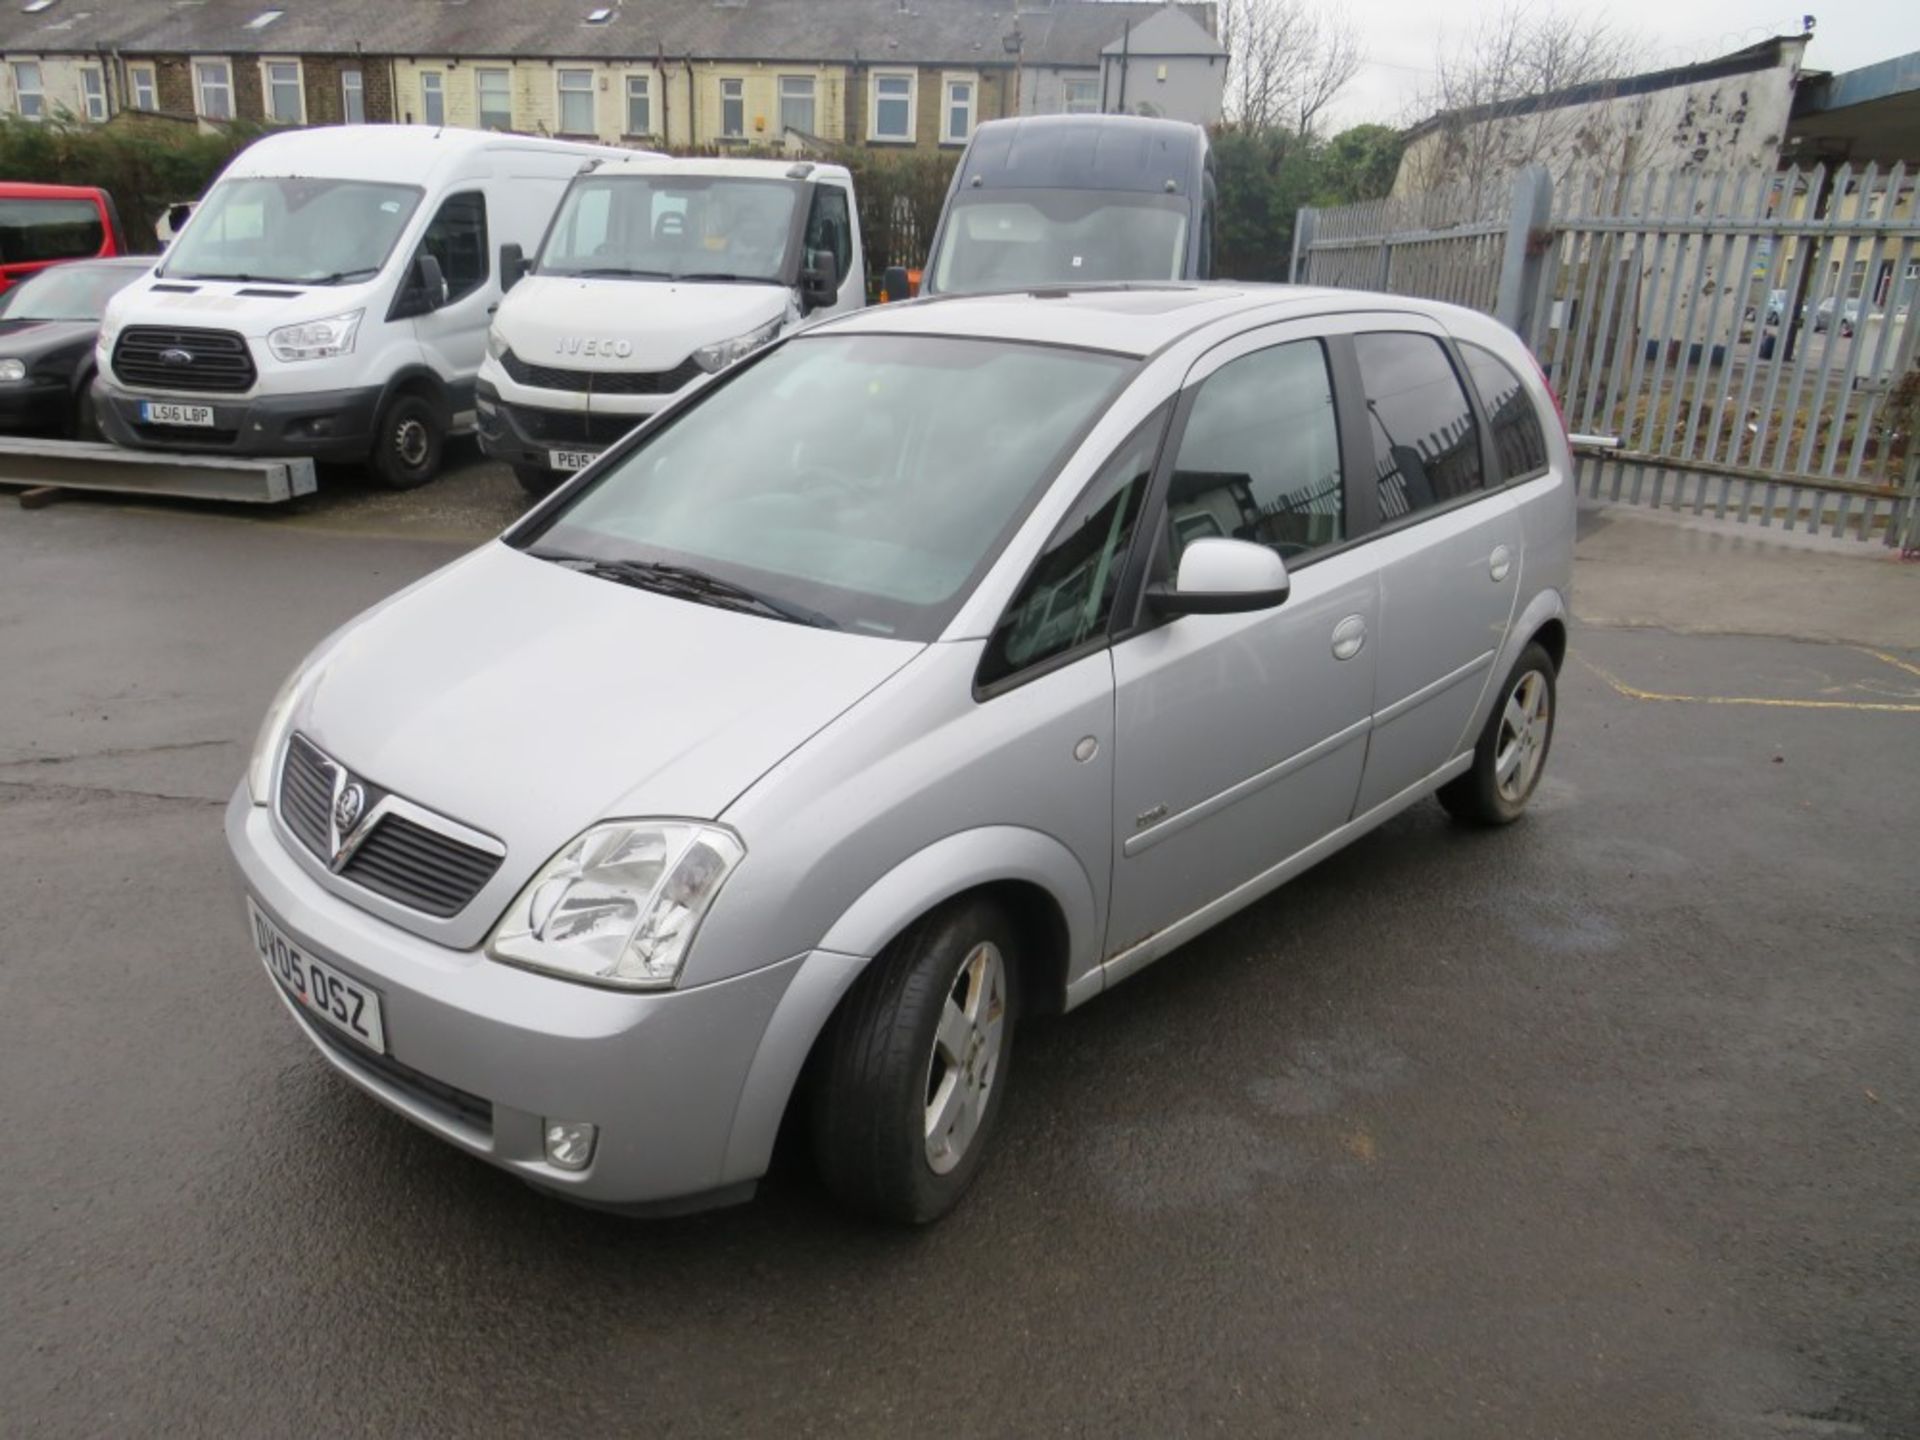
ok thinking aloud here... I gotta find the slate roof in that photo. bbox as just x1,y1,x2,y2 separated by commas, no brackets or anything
0,0,1217,67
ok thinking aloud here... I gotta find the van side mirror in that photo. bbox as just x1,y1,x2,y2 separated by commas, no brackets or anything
881,264,912,303
1146,538,1290,617
393,253,449,319
499,242,529,293
799,248,838,313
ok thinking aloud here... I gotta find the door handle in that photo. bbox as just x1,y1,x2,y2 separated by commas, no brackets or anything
1490,545,1513,582
1331,614,1367,661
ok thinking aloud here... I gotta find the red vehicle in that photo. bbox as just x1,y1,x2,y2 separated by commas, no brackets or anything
0,182,128,295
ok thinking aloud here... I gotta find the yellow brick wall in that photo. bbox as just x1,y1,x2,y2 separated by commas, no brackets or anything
1,54,111,121
688,63,847,147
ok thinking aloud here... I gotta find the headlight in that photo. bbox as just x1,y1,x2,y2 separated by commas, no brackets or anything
0,359,25,383
268,309,363,363
693,317,781,374
487,325,508,361
488,821,745,989
245,664,306,804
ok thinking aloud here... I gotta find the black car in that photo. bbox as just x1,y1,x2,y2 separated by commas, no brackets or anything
0,256,150,438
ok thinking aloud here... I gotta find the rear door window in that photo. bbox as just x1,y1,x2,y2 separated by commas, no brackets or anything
0,198,105,265
1459,341,1550,482
1351,332,1485,522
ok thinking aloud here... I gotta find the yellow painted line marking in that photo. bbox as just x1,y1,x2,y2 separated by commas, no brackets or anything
1857,646,1920,681
1576,656,1920,714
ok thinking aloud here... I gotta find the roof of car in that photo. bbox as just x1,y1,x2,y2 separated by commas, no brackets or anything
819,284,1433,357
592,156,852,184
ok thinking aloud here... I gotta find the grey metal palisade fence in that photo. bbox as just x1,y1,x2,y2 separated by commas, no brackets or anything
1293,163,1920,551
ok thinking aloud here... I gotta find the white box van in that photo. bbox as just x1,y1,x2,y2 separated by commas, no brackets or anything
93,126,641,489
475,156,863,494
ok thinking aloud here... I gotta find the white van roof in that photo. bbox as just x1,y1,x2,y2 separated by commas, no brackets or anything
588,155,853,185
223,125,639,187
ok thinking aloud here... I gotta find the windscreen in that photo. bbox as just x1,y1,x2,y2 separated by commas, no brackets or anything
931,189,1190,294
540,175,800,284
522,334,1135,640
161,177,422,285
0,263,143,321
0,198,106,266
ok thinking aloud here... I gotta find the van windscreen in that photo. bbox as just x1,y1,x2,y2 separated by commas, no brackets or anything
539,175,799,285
161,178,422,285
0,198,105,266
931,189,1189,294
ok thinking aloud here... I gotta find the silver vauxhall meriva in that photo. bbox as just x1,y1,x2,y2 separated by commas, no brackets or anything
230,285,1573,1223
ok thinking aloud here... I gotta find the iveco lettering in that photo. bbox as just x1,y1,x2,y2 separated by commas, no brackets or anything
229,285,1574,1224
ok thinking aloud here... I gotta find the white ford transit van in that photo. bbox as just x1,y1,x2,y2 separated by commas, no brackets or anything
94,126,639,489
475,156,863,494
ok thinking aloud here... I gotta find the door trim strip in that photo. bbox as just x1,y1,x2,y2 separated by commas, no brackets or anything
1374,648,1496,727
1121,714,1373,859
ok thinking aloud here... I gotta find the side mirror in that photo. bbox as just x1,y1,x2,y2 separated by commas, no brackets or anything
880,264,912,303
499,242,529,293
393,253,449,319
1147,538,1290,617
799,248,838,312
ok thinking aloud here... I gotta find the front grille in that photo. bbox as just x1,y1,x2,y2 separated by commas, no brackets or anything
113,326,257,393
298,1009,494,1135
502,348,701,396
277,732,504,920
505,402,641,447
279,734,334,857
338,813,503,919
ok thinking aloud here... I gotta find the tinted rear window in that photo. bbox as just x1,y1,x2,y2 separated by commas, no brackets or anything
1459,341,1550,481
1352,332,1484,522
0,198,105,265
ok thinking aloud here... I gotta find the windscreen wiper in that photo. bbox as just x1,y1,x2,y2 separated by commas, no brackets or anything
532,551,839,630
567,267,675,279
307,267,381,286
675,272,766,284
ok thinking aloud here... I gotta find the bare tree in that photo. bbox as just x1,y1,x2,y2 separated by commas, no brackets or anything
1400,4,1644,194
1218,0,1361,135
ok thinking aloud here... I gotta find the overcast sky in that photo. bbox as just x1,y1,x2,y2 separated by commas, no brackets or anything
1324,0,1920,130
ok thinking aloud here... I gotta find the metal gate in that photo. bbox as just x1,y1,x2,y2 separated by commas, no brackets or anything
1294,164,1920,549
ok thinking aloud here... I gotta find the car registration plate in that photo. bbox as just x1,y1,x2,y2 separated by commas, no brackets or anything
548,448,599,473
247,898,386,1053
140,401,216,427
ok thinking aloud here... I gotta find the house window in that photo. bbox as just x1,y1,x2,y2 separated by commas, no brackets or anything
420,71,444,126
195,61,233,120
625,74,650,135
870,71,914,142
1064,78,1099,114
778,75,815,135
11,62,43,119
719,77,744,137
80,66,107,122
476,67,511,130
557,67,595,135
263,61,302,123
129,65,157,112
942,77,974,144
341,69,364,124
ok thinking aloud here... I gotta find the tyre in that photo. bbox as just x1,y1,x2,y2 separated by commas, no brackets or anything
513,463,561,498
811,897,1020,1224
370,392,444,490
69,382,101,442
1438,641,1557,826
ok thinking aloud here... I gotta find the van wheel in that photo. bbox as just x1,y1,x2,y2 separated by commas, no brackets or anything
811,897,1020,1224
513,464,561,498
371,393,443,490
1439,642,1557,826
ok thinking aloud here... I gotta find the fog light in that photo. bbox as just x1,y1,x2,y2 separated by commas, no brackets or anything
544,1119,597,1171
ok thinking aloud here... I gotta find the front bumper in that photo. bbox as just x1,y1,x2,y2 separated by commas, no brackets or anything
226,787,841,1210
0,378,71,432
475,382,657,473
94,377,383,461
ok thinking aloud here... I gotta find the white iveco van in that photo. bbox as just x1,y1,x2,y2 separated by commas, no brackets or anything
94,126,640,489
476,156,864,494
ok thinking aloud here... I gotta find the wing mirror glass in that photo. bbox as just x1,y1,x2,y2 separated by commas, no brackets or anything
393,253,449,320
499,242,529,293
1147,537,1291,617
